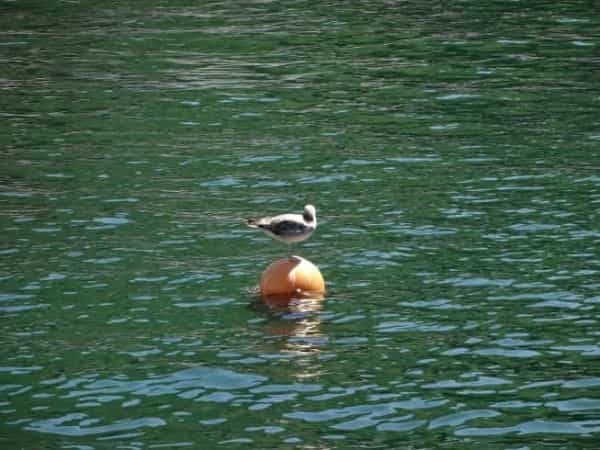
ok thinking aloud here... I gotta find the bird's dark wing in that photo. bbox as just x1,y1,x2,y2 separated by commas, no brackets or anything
261,219,309,237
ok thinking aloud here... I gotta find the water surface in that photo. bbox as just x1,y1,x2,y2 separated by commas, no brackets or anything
1,1,600,448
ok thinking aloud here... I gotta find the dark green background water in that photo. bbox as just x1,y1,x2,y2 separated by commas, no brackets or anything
1,1,599,448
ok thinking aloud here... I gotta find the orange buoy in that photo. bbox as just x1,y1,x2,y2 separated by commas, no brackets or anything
260,256,325,299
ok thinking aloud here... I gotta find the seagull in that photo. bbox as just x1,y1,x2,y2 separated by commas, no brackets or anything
246,204,317,257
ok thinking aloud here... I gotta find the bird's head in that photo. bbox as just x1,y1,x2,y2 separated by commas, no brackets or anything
303,204,316,223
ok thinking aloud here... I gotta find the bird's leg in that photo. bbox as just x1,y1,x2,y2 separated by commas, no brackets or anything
288,243,300,260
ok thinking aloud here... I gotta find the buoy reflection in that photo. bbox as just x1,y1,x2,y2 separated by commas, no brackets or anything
258,293,326,379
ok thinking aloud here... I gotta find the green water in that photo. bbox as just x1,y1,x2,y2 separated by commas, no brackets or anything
1,1,600,448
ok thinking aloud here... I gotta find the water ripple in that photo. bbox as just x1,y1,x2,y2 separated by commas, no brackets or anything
456,419,600,436
428,409,501,429
26,413,165,436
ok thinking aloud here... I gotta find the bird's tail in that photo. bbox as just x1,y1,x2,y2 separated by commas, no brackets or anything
245,218,259,228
